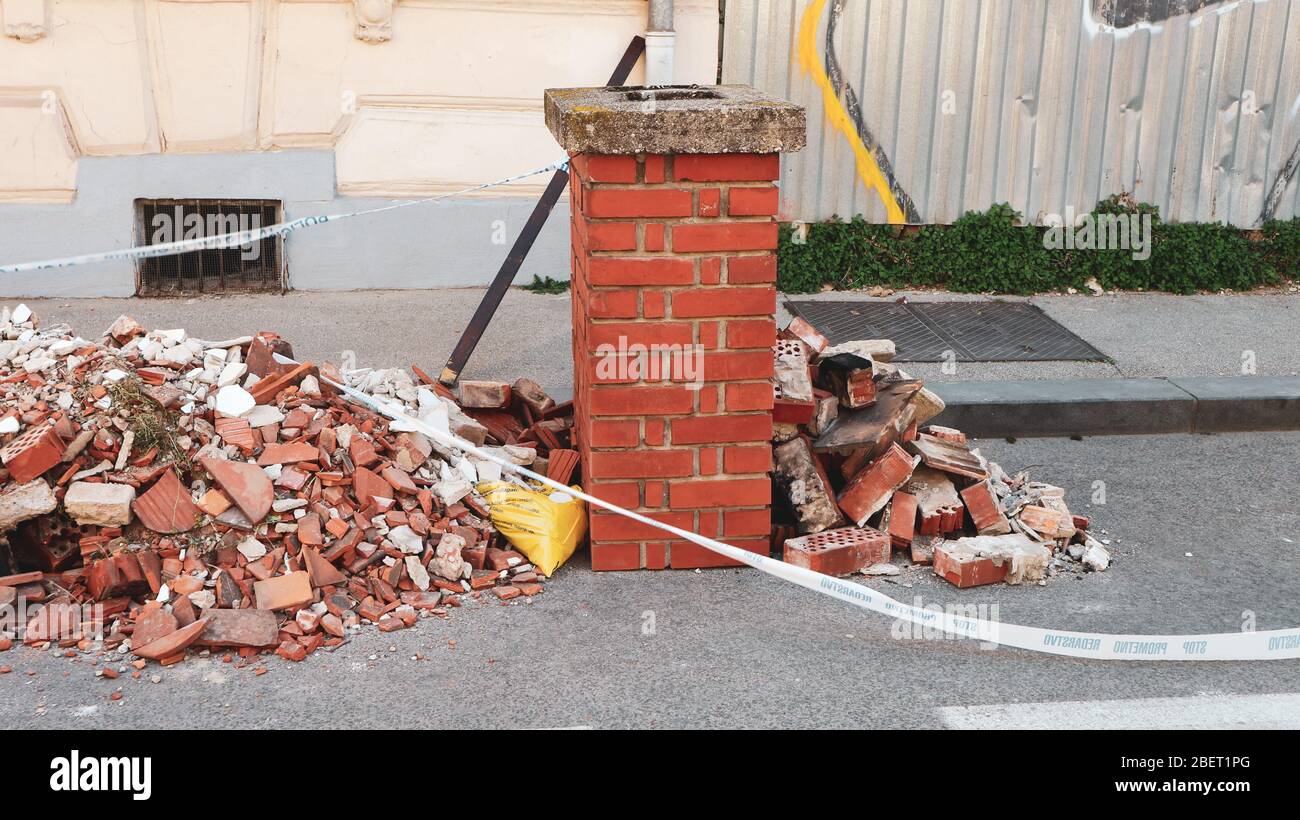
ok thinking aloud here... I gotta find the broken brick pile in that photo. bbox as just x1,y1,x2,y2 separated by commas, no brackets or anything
0,303,575,670
771,316,1113,587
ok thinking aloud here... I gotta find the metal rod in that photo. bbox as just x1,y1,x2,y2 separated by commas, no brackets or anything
438,35,646,387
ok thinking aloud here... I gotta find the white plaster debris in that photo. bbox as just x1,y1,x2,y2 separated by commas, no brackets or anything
214,384,256,417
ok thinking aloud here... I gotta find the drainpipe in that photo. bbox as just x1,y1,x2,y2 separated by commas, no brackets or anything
645,0,675,86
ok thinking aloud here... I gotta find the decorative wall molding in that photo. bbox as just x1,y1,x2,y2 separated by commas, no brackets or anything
0,88,79,201
2,0,48,42
0,0,719,200
353,0,394,43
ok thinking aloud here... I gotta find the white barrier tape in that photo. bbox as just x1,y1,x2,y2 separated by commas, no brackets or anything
283,358,1300,663
0,160,569,275
299,361,1300,665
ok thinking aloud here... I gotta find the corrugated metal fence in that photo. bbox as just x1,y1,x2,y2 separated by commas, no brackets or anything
722,0,1300,226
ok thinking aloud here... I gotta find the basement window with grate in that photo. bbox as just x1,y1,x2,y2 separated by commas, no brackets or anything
135,199,284,295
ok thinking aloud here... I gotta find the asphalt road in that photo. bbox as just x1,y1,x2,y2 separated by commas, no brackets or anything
4,430,1299,729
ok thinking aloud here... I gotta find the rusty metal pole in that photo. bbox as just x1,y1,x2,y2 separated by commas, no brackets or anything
439,36,646,386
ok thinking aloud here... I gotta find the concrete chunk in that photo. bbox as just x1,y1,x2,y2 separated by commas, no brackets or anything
0,479,57,532
63,481,136,526
544,84,806,155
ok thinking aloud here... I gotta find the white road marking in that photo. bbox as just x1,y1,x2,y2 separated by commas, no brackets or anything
939,692,1300,729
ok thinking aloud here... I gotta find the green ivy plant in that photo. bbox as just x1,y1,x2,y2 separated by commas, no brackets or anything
520,275,570,294
1064,195,1159,292
1260,218,1300,281
776,201,1296,295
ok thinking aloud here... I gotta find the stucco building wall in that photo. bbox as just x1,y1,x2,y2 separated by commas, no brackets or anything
0,0,720,295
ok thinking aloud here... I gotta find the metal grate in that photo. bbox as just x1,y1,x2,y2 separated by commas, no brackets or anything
136,199,284,296
785,300,1110,363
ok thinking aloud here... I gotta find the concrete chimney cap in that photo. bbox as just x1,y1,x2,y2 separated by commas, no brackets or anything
544,84,806,155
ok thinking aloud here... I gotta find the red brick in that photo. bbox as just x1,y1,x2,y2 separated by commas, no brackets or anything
726,318,777,349
589,419,640,447
723,508,772,537
700,256,722,284
587,321,694,350
702,351,775,381
887,491,918,549
644,480,665,506
276,640,308,662
727,255,777,284
728,186,780,216
574,154,637,183
672,414,771,444
670,538,765,569
773,396,815,424
589,257,694,286
672,223,778,252
641,290,665,319
643,419,665,446
253,572,313,611
924,425,968,445
644,223,665,252
698,386,719,413
589,385,696,416
0,423,64,485
723,445,772,474
673,153,780,182
698,321,719,349
586,188,692,218
698,188,721,217
784,527,890,576
588,482,641,508
644,542,668,569
644,155,666,183
725,382,775,412
838,444,918,526
933,543,1009,588
672,287,775,318
586,221,638,250
588,450,694,479
591,543,641,571
587,290,639,319
589,511,695,542
960,480,1012,535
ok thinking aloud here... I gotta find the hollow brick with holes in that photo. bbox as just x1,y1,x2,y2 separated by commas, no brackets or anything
783,527,891,576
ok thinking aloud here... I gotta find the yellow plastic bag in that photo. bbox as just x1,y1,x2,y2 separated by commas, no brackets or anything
478,480,587,576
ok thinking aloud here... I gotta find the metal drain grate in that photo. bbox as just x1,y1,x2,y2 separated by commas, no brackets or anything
136,199,284,296
785,300,1109,363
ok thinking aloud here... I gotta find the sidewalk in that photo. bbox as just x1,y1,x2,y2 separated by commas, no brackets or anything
17,289,1300,394
778,291,1300,383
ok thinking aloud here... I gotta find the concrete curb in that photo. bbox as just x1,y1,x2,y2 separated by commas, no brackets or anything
546,377,1300,439
931,376,1300,438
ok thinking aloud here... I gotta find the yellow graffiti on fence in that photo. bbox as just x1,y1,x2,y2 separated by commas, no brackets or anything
797,0,906,224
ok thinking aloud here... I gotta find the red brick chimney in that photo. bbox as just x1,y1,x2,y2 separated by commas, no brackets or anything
545,85,805,570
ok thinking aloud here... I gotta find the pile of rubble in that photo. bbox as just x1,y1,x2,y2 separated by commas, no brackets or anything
0,304,576,670
771,317,1112,587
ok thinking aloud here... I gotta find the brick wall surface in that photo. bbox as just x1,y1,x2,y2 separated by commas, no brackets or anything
569,152,778,570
